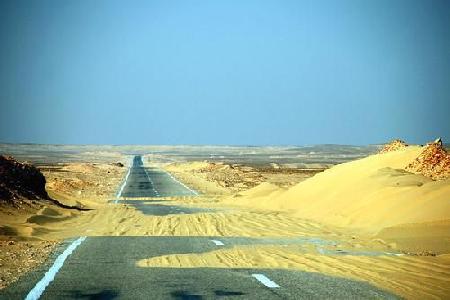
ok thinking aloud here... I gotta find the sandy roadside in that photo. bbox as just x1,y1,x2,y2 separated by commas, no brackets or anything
0,157,127,290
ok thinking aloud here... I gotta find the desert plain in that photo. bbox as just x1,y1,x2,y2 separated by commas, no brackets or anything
0,140,449,299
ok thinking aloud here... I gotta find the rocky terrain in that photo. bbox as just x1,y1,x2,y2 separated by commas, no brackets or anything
0,155,50,205
379,138,449,180
0,154,126,290
164,161,325,195
406,138,450,180
0,156,59,289
379,139,408,153
191,162,265,190
0,240,56,289
42,162,126,208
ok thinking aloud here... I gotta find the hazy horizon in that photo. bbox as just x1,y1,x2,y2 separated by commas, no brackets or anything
1,0,449,145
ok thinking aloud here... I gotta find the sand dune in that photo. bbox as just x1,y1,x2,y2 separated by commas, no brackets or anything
228,146,450,251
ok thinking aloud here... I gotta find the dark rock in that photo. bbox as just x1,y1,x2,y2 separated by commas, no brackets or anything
0,155,51,204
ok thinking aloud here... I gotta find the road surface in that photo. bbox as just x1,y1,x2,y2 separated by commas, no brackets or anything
1,156,397,299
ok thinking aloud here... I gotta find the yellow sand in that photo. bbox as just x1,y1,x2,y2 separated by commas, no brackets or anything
229,146,450,236
45,162,126,208
137,245,450,299
22,204,343,239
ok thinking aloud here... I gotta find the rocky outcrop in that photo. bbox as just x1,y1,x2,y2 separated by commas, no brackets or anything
379,139,408,154
405,138,450,180
0,155,50,204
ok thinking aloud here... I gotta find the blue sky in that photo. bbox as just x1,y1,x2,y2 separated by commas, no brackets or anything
0,0,449,145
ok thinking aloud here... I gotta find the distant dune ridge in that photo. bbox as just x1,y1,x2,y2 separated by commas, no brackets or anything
231,138,450,251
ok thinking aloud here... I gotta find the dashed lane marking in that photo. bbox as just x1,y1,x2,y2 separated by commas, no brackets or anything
252,274,280,288
114,157,133,203
140,157,161,197
160,169,199,195
210,240,225,246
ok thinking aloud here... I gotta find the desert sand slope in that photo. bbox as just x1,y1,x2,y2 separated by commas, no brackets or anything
232,146,450,236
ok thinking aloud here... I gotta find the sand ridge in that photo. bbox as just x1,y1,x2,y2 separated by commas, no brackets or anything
221,146,450,244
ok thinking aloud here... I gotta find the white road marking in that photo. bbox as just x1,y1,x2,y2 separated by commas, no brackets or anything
26,156,134,299
141,157,161,196
211,240,225,246
144,168,160,196
114,157,132,203
160,169,199,195
25,237,86,300
384,252,405,257
141,156,197,196
252,274,280,288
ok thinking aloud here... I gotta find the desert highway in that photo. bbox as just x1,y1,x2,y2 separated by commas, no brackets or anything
0,156,397,299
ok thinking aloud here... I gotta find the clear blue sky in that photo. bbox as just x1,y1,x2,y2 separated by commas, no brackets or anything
0,0,449,145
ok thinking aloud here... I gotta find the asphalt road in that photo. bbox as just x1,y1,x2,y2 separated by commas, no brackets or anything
1,156,398,299
119,155,196,198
